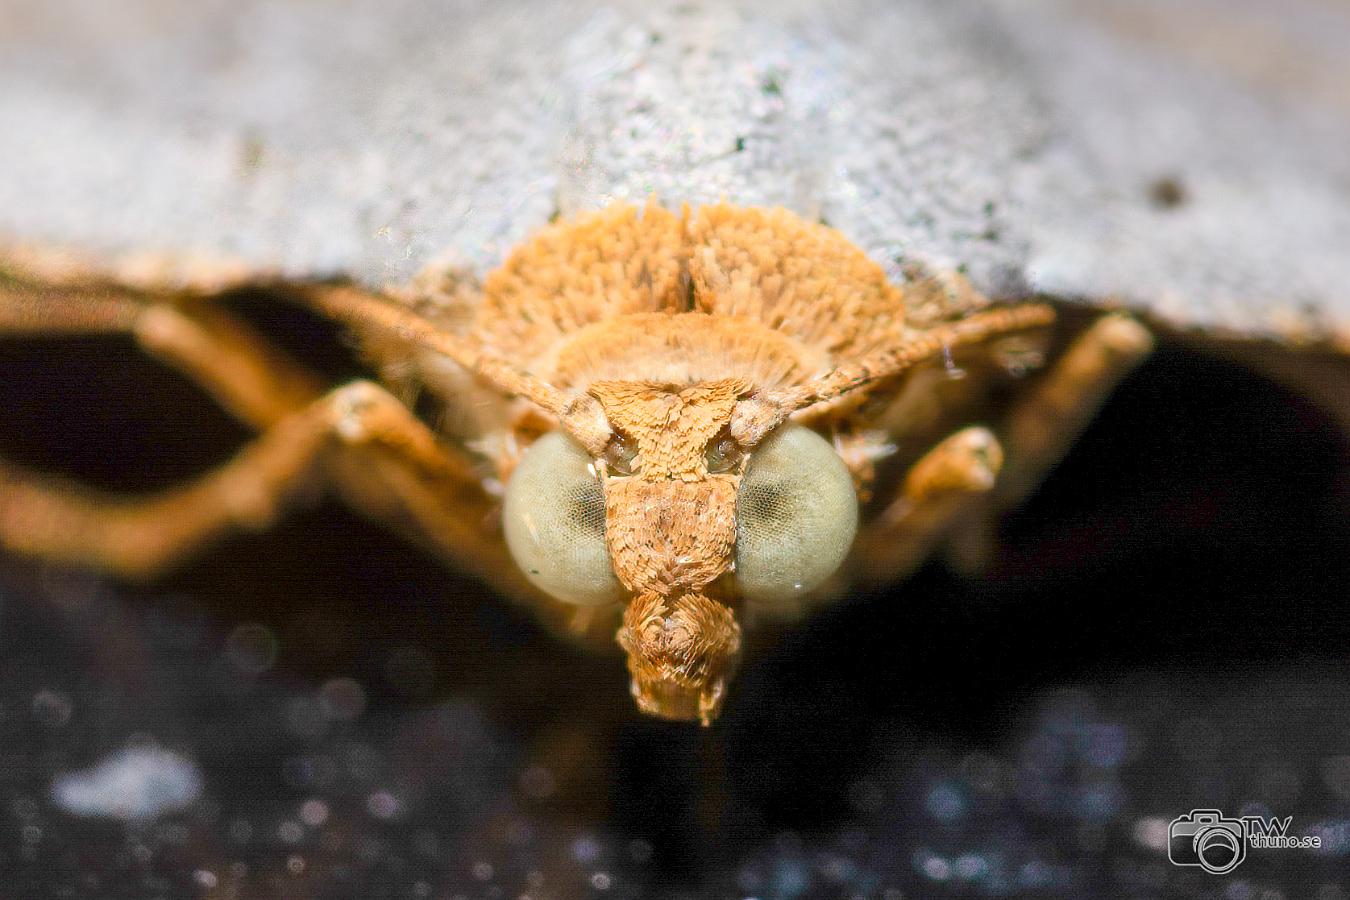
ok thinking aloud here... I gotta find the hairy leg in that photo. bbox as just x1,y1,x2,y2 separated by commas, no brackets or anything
852,316,1153,582
853,426,1005,584
0,379,513,583
0,279,327,575
994,315,1155,509
0,397,332,578
945,314,1155,572
1,279,550,605
0,281,323,427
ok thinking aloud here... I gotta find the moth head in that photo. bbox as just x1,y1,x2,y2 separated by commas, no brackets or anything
502,378,859,722
307,244,1052,722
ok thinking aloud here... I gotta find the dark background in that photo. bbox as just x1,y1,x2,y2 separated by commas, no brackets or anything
0,307,1347,899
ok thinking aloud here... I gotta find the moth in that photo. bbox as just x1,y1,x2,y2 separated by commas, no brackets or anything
1,0,1347,722
0,203,1121,722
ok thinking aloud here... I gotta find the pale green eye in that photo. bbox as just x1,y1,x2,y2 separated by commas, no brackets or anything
734,425,858,605
502,430,625,607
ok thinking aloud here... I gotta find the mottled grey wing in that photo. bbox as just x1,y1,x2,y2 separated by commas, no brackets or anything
1,0,1347,347
1000,0,1350,346
0,0,589,280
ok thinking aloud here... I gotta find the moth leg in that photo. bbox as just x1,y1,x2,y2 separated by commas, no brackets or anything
945,314,1155,572
318,385,546,601
997,314,1154,508
853,426,1005,584
0,283,324,427
0,398,334,580
1,283,548,606
0,380,500,581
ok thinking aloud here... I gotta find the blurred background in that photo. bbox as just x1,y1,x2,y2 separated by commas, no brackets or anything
2,0,1350,897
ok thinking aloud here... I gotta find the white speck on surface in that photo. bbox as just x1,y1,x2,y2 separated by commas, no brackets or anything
50,746,203,820
1133,816,1170,851
299,798,330,827
366,789,400,820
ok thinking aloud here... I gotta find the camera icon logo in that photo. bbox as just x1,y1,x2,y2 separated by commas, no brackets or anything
1168,809,1247,874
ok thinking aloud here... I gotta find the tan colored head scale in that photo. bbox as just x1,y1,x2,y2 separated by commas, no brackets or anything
592,378,748,722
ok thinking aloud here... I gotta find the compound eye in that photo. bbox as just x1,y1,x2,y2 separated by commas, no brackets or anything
502,430,625,607
734,425,858,605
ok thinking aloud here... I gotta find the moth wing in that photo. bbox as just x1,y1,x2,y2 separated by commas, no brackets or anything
0,0,590,285
989,0,1350,424
3,0,1348,352
997,0,1350,347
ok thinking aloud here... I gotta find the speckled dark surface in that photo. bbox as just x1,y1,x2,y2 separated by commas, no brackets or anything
0,328,1347,899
